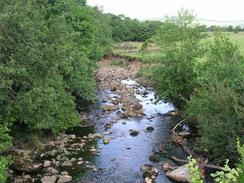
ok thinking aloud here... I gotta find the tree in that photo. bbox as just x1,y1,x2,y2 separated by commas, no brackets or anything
152,9,205,109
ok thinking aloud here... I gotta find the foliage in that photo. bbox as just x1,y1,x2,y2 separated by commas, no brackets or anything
107,14,162,42
0,0,112,180
211,159,241,183
0,157,9,183
207,140,244,183
152,9,205,109
236,140,244,182
186,33,244,162
186,156,204,183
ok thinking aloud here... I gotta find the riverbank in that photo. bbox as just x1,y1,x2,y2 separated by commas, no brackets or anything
8,57,186,183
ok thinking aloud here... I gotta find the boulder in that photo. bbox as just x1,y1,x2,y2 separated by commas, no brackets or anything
165,166,189,182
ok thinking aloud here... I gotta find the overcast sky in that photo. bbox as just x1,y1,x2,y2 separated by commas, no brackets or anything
87,0,244,22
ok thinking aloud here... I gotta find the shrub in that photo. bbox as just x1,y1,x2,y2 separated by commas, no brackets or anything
0,157,9,183
186,33,244,162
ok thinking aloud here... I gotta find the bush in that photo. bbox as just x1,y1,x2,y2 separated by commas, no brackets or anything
0,157,9,183
186,33,244,162
186,82,243,162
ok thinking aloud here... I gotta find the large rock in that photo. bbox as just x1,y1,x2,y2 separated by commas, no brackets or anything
165,166,189,182
41,175,57,183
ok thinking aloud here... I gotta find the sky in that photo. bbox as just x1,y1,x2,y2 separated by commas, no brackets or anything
87,0,244,22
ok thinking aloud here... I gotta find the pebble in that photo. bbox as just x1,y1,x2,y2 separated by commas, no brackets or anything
43,160,51,168
103,138,111,144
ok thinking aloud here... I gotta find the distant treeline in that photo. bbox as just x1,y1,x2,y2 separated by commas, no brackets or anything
202,25,244,33
105,14,162,42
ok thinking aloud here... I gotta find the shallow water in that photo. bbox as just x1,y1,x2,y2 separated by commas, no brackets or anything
74,79,185,183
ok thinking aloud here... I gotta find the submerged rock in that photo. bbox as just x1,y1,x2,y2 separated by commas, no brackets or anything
129,129,139,136
149,154,160,163
146,126,154,132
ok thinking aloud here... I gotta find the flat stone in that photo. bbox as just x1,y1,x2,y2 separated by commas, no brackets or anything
101,105,118,111
61,171,69,175
57,175,72,183
41,175,57,183
178,131,191,137
47,167,59,174
61,160,72,167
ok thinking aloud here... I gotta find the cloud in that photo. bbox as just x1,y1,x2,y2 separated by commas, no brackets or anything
87,0,244,21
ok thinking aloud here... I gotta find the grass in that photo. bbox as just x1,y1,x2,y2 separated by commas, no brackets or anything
113,32,244,64
113,42,164,63
229,32,244,54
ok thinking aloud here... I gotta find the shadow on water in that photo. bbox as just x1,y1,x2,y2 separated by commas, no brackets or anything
72,79,186,183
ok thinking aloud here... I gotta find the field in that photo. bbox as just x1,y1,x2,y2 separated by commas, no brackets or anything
229,32,244,54
113,32,244,62
112,42,163,63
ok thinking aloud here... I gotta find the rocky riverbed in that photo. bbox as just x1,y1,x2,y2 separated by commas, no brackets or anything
8,58,186,183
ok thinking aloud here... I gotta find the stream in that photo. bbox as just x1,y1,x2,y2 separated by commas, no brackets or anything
73,78,186,183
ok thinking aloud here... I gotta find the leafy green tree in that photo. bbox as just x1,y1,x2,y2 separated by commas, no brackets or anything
152,9,205,109
0,0,112,181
